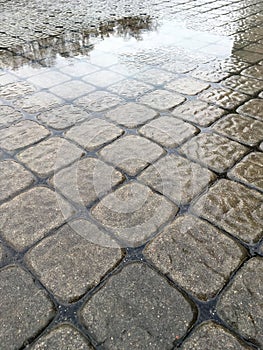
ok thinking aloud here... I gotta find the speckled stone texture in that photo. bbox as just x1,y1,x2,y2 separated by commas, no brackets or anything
80,263,194,349
217,258,263,348
99,135,165,176
0,265,55,350
25,222,122,302
0,187,74,250
191,179,263,244
145,215,245,299
30,324,93,349
91,182,177,246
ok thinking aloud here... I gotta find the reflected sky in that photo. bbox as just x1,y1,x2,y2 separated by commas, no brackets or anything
0,16,233,74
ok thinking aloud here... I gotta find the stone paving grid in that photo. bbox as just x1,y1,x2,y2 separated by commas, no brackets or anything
0,0,263,349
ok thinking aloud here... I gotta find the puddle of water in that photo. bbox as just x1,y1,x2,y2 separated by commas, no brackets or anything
0,17,233,76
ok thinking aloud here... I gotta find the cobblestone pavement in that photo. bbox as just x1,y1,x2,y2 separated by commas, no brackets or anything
0,0,263,349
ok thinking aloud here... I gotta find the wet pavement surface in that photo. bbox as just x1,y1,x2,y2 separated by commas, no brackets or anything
0,0,263,349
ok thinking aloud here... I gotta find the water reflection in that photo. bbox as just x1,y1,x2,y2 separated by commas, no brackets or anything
0,16,157,70
0,15,235,72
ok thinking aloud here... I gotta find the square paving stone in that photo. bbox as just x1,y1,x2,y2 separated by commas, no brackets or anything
50,80,95,100
237,99,263,121
191,179,263,244
212,114,263,146
233,50,263,64
75,91,123,112
25,221,122,303
17,137,84,177
0,120,50,151
138,89,185,110
139,116,198,148
52,157,124,206
0,81,36,100
134,68,176,86
181,322,252,350
179,133,248,173
83,70,124,87
108,79,152,99
199,87,249,110
30,324,93,349
144,215,245,300
37,104,91,130
221,75,262,95
0,186,74,251
65,118,123,151
217,57,250,74
228,152,263,192
27,70,70,88
91,182,177,246
0,105,23,128
0,160,35,202
99,135,165,176
15,91,63,113
60,61,99,77
244,42,263,54
217,258,263,348
106,103,158,128
166,77,209,95
80,263,194,349
190,66,230,83
138,154,215,205
172,100,225,127
0,72,18,86
0,265,55,350
161,60,197,74
241,64,263,80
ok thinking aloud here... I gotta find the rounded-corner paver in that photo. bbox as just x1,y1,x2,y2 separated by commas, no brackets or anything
91,181,178,247
65,118,124,151
228,152,263,192
30,324,94,349
0,120,50,151
0,265,55,350
144,214,246,300
0,104,23,128
138,154,216,205
0,81,36,100
199,87,249,110
212,113,263,146
191,179,263,244
217,257,263,348
180,322,253,349
237,99,263,121
80,263,195,349
108,79,152,98
106,102,158,128
0,186,74,251
179,133,248,173
221,75,262,95
99,135,165,176
166,77,210,95
172,100,225,127
139,116,198,148
52,157,124,206
138,89,185,110
17,137,84,177
50,80,95,100
25,220,122,303
0,160,35,202
15,91,64,113
37,104,91,130
75,91,123,112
